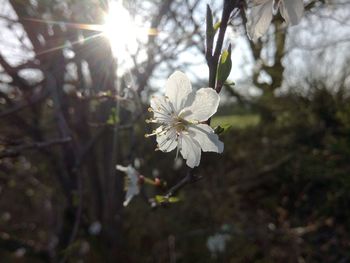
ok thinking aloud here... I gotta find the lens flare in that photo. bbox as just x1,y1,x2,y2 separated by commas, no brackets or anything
102,1,144,60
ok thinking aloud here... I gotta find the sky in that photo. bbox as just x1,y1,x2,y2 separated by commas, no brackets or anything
1,0,350,97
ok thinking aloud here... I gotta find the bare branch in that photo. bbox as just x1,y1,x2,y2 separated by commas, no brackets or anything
0,137,72,159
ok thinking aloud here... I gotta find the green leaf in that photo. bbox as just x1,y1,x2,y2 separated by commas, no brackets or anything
214,124,232,135
213,21,221,32
216,44,232,85
106,107,120,125
155,195,181,204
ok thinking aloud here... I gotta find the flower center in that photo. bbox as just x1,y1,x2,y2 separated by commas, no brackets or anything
172,117,188,133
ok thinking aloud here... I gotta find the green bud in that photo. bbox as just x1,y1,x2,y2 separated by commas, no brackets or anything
217,44,232,85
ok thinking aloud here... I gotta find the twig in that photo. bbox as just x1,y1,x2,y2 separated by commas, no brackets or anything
0,137,72,159
206,0,239,91
164,169,202,199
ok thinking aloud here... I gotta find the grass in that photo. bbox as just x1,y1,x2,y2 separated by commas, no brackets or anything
211,114,260,129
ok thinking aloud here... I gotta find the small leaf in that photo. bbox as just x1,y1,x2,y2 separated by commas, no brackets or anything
155,195,181,204
217,44,232,85
214,126,225,134
213,21,221,32
168,196,180,203
214,124,232,135
106,107,120,125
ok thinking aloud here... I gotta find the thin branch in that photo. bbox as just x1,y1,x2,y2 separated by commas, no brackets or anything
164,169,202,199
0,137,72,159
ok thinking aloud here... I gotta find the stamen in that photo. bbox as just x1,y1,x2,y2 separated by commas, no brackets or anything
151,108,172,119
145,118,160,123
145,130,157,137
154,96,173,115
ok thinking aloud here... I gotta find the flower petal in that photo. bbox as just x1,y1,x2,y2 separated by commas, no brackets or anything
179,133,201,168
124,183,139,206
279,0,304,25
150,95,173,122
117,165,140,206
165,71,193,113
180,88,220,122
189,124,224,153
156,129,177,152
247,1,273,41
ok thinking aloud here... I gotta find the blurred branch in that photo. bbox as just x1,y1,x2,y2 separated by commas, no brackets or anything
0,87,48,118
0,54,33,91
0,137,72,159
0,234,50,262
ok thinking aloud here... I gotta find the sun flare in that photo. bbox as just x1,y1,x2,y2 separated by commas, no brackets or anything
102,1,144,60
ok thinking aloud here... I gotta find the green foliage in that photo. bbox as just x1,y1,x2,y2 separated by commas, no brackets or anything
154,195,181,204
211,114,260,129
214,124,232,135
216,44,232,85
213,21,221,32
106,107,120,125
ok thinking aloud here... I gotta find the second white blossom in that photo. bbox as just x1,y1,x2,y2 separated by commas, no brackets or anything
247,0,304,41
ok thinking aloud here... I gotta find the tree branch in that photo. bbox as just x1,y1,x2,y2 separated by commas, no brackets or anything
164,169,202,199
0,137,72,159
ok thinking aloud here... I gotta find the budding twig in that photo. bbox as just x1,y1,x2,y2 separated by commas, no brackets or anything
206,0,241,91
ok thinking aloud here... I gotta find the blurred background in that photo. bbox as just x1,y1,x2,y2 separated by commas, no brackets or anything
1,0,350,262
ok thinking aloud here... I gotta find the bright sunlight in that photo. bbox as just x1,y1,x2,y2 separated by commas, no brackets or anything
102,1,146,60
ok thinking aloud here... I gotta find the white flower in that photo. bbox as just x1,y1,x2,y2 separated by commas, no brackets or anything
88,221,102,235
146,71,224,168
207,233,231,257
116,165,140,206
247,0,304,41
